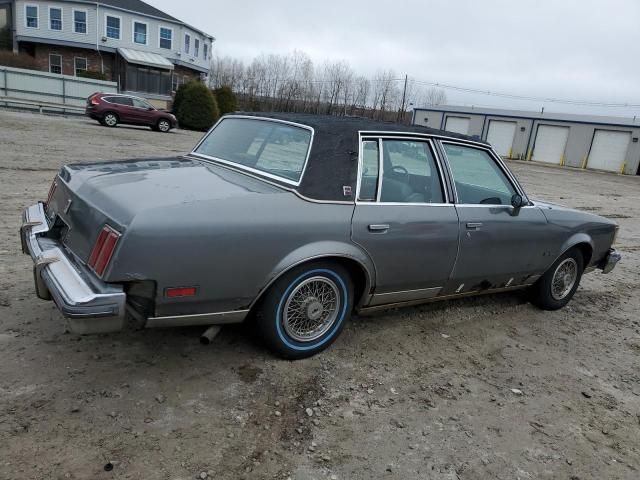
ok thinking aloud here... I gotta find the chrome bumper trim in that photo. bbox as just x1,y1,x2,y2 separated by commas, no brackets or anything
601,249,621,274
146,309,249,328
21,202,126,333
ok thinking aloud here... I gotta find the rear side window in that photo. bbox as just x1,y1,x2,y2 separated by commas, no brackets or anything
359,141,379,201
443,143,516,205
194,118,312,184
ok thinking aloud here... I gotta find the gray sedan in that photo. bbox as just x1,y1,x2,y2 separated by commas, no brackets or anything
20,113,621,358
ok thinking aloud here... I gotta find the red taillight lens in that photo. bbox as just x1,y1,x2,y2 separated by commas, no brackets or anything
91,97,100,105
165,287,197,298
87,226,120,276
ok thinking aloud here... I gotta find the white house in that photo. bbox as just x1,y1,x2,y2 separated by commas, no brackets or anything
1,0,215,106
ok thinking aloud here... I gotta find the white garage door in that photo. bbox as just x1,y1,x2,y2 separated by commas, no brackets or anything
486,120,517,157
532,125,570,164
445,116,470,135
587,130,631,172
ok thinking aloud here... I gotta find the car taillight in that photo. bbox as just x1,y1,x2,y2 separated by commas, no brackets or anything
88,225,120,277
91,97,100,105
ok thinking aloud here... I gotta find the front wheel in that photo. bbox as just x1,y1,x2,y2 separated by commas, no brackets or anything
157,118,171,133
256,261,353,359
530,248,584,310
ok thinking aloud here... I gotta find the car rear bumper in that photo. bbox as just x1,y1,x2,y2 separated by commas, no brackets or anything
599,248,621,274
21,202,126,334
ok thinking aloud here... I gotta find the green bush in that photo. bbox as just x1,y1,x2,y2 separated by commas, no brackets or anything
213,85,238,115
0,51,39,70
176,81,220,130
77,69,109,81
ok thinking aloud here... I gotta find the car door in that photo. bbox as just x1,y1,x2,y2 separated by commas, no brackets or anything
439,141,549,295
111,96,135,123
351,137,459,306
130,97,155,125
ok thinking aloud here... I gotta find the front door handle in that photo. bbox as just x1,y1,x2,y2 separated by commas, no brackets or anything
466,222,483,230
368,224,390,232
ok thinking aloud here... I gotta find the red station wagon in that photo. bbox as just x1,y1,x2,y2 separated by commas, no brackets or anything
86,93,177,133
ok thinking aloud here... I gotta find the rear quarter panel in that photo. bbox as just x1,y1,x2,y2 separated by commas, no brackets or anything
108,192,360,317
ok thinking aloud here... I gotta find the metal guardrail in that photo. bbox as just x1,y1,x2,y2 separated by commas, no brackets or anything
0,96,85,115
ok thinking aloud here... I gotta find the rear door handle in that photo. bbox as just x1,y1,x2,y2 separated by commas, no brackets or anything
466,222,483,230
368,224,390,232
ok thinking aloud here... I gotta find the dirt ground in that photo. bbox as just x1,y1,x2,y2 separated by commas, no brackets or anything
0,109,639,480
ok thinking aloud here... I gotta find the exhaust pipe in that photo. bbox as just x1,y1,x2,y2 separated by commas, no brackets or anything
200,325,221,345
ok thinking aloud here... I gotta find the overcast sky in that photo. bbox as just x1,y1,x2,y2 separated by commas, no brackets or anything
152,0,639,117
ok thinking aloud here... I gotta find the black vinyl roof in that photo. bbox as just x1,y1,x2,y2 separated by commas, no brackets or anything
229,113,486,201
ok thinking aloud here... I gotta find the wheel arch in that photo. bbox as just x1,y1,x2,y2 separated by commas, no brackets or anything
103,110,119,121
249,242,375,312
555,233,594,270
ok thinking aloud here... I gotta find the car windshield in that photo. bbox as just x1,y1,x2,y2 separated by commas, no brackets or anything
193,117,312,184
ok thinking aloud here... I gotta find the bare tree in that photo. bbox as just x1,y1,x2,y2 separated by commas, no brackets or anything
421,87,447,106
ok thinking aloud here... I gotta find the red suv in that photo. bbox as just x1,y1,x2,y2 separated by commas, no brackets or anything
86,93,177,133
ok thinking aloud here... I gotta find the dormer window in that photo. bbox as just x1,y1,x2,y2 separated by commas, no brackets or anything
184,34,190,54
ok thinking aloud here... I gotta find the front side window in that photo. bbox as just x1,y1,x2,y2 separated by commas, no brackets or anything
133,21,147,44
184,34,190,54
159,27,172,49
194,118,312,184
74,57,87,76
49,54,62,74
26,5,38,28
49,7,62,30
106,15,120,39
132,97,152,109
443,143,516,205
194,38,200,57
74,10,87,33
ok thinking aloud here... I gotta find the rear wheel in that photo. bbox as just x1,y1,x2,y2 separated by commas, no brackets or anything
103,112,118,127
530,248,584,310
256,261,353,359
157,118,171,133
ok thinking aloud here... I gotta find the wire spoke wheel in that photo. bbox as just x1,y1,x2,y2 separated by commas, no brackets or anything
551,258,578,300
282,276,340,342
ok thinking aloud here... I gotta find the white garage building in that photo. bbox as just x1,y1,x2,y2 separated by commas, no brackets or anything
413,106,640,175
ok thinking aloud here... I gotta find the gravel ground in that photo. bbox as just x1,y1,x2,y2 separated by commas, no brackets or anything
0,109,639,480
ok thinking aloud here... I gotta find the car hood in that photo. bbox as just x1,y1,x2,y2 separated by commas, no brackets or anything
531,199,617,226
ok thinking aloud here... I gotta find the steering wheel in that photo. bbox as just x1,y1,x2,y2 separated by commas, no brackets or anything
391,165,410,183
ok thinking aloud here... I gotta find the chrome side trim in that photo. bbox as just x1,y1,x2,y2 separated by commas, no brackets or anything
146,309,250,328
368,286,441,306
190,115,315,187
358,284,533,314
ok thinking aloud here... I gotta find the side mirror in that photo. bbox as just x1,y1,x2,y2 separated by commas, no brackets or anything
511,193,524,209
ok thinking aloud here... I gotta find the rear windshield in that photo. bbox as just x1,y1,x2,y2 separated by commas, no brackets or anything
193,117,312,184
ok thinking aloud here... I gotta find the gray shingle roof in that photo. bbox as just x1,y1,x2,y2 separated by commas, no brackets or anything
96,0,180,21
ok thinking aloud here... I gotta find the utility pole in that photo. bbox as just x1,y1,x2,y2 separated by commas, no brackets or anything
397,74,408,123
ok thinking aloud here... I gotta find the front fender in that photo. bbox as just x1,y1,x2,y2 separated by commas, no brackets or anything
250,240,376,309
550,232,594,269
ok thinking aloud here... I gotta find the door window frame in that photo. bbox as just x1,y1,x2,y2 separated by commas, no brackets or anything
356,134,450,206
438,140,529,207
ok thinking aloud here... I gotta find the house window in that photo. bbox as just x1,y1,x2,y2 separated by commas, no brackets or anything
133,21,147,44
49,7,62,31
74,10,87,33
184,34,190,54
106,15,120,39
74,57,87,76
194,38,199,57
125,64,172,95
25,5,38,28
49,54,62,74
203,43,208,61
159,27,172,49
